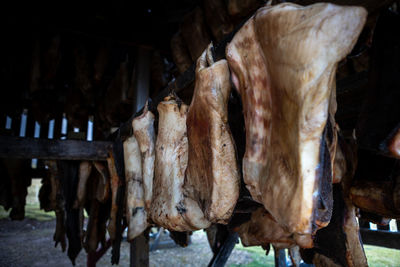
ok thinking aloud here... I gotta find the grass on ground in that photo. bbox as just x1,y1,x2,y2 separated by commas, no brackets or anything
231,241,400,267
230,241,275,267
0,203,55,221
2,183,400,267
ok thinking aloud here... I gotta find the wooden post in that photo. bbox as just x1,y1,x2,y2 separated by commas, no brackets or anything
129,45,151,267
273,247,287,267
130,231,149,267
132,46,151,113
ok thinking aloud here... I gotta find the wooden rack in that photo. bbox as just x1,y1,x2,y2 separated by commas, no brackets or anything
0,1,398,266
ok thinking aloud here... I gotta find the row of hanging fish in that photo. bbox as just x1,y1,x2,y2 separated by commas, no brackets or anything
2,2,388,267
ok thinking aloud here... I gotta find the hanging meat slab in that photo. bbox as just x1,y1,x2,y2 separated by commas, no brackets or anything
238,207,296,249
123,135,147,241
84,171,101,253
132,105,155,211
107,154,119,241
93,161,110,203
75,161,92,208
203,0,233,42
227,0,263,18
46,160,67,252
307,185,368,267
73,161,92,248
170,32,193,74
350,180,400,218
226,2,366,244
107,141,126,265
83,168,111,252
185,44,239,224
58,160,82,264
387,126,400,158
151,96,210,231
38,171,52,212
181,7,211,62
302,139,368,267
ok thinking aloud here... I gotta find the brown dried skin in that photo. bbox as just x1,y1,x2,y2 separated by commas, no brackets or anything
311,139,368,267
84,170,110,253
203,0,233,42
333,140,346,184
46,160,67,252
123,136,147,241
93,45,109,84
313,253,342,267
238,207,296,248
388,127,400,159
74,161,92,248
171,32,193,74
84,173,100,253
93,161,110,203
185,46,239,224
226,3,367,237
39,174,52,212
107,155,119,240
350,180,400,218
181,7,211,61
75,161,92,208
226,17,269,203
151,97,210,231
227,0,263,18
132,106,155,211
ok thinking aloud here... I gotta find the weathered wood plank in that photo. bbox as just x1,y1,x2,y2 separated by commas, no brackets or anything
360,229,400,250
0,136,112,160
293,0,395,13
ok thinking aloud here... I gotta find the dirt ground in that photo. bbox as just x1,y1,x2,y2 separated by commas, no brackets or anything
0,218,253,267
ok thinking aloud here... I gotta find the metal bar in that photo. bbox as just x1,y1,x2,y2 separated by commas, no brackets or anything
207,232,238,267
149,227,164,251
0,136,112,160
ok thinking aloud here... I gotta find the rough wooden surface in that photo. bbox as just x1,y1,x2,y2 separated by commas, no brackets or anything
130,231,149,267
0,136,112,160
360,229,400,250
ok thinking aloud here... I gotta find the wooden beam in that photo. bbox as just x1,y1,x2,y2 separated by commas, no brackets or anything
0,136,112,160
293,0,396,14
360,229,400,250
